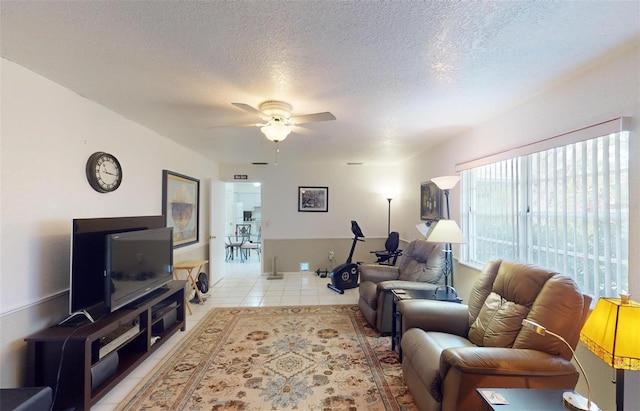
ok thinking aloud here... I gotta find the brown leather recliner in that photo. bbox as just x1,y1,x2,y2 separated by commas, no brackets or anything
358,240,444,334
399,259,592,411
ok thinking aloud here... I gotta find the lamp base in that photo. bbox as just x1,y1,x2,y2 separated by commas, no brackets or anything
562,391,599,411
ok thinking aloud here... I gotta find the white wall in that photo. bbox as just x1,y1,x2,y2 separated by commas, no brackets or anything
0,59,218,386
404,43,639,411
220,163,404,240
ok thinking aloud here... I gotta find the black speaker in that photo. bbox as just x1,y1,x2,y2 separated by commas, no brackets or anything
0,387,52,411
91,352,119,390
152,308,177,334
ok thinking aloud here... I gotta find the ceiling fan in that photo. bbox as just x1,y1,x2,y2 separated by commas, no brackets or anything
216,100,336,143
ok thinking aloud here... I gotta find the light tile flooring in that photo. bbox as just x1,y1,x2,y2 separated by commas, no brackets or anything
94,256,359,410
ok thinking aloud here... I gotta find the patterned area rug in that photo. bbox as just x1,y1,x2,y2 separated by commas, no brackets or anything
117,305,416,410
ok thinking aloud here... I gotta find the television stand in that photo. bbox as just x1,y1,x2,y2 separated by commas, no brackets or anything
58,309,95,326
25,280,186,411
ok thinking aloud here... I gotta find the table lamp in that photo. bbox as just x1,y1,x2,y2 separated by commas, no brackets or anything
425,219,466,296
580,296,640,411
521,319,599,411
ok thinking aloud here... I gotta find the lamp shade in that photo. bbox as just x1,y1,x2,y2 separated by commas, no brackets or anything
431,175,460,190
260,122,292,142
580,297,640,371
425,219,466,244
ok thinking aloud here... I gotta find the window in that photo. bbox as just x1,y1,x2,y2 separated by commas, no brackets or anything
460,129,629,299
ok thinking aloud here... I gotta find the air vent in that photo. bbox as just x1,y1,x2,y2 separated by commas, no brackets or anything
252,162,269,165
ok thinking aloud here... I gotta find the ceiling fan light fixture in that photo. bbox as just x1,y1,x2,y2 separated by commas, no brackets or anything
261,121,292,142
259,100,293,119
224,100,334,144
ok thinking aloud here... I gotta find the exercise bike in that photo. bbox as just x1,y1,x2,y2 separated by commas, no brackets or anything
328,220,365,294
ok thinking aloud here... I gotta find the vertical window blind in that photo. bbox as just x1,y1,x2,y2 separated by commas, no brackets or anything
459,119,629,299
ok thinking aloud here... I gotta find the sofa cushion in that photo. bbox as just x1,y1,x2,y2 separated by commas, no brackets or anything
468,292,529,347
468,261,555,347
398,240,443,282
466,260,502,326
514,274,588,358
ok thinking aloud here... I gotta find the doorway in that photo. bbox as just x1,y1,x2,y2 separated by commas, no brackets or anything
225,182,262,268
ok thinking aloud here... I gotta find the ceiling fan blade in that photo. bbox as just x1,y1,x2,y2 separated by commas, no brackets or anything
206,103,264,129
292,125,330,139
206,122,258,129
290,112,336,124
231,103,262,115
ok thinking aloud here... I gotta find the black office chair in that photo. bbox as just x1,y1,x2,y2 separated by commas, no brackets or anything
370,231,402,265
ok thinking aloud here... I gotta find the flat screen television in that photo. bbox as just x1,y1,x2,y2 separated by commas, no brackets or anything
69,216,164,323
105,227,173,313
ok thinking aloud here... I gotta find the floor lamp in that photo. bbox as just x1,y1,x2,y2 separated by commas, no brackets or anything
430,176,462,290
386,197,392,235
431,175,460,221
580,296,640,411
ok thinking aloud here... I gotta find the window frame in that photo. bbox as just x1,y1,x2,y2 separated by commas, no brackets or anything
457,119,630,299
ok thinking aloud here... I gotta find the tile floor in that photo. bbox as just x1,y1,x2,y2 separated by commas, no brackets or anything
93,255,359,410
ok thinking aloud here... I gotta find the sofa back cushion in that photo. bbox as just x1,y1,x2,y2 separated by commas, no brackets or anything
466,260,502,325
468,261,556,348
466,260,586,359
467,292,529,347
397,240,443,282
515,275,587,359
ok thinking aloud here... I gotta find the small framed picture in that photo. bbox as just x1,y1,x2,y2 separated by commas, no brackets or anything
162,170,200,247
298,186,329,212
420,181,441,221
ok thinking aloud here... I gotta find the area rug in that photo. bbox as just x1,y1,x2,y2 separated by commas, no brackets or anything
116,305,417,410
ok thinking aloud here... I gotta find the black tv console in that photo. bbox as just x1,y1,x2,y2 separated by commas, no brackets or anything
25,280,186,411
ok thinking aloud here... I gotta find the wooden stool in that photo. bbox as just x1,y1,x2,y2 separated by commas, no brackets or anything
173,260,208,315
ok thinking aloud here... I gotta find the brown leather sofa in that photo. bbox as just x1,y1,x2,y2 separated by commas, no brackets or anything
358,240,443,334
399,259,592,411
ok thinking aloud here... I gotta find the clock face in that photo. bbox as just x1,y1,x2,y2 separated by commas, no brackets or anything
86,152,122,193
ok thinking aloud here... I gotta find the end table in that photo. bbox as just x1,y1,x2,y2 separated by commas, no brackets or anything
477,388,573,411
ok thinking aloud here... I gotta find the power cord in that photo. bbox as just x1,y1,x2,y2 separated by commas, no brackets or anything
49,315,101,411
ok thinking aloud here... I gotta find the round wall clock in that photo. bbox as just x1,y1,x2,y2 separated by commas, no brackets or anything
86,151,122,193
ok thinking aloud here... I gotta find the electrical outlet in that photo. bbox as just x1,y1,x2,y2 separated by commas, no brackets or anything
329,251,335,261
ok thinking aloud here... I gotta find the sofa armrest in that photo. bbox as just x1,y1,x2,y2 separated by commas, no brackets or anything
376,280,439,292
358,264,400,283
441,346,577,377
398,299,469,336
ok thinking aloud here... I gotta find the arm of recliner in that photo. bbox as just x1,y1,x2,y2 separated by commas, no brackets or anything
376,280,438,292
398,299,470,336
358,264,400,283
441,346,577,377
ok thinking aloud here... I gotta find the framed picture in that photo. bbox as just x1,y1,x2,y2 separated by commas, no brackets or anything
162,170,200,247
420,181,441,221
298,186,329,212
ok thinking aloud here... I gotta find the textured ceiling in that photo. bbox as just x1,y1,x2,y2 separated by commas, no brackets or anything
2,1,639,166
